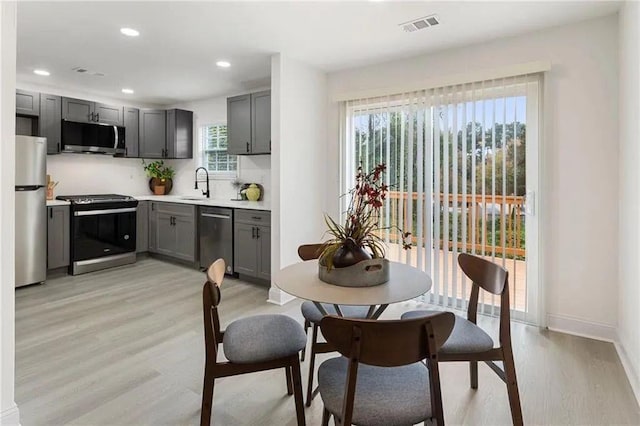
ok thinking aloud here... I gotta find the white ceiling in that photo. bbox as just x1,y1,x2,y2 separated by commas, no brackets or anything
17,1,620,105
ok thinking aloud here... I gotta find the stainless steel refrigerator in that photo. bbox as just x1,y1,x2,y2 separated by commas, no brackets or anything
15,135,47,287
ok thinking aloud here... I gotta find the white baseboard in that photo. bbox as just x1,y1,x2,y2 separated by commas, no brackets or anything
0,405,20,426
614,339,640,407
547,313,617,342
267,286,295,305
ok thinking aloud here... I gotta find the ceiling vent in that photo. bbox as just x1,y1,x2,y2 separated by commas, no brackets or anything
71,67,105,77
400,14,440,33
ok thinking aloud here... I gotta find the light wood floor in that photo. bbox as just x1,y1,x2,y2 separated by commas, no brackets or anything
15,257,640,425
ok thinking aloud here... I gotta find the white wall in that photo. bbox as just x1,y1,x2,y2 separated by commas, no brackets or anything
327,15,620,339
170,93,271,201
269,54,327,303
617,1,640,404
0,2,19,424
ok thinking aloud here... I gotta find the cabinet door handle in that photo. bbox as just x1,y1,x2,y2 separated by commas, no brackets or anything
256,227,260,239
252,227,256,239
49,208,53,219
246,142,250,153
96,112,100,122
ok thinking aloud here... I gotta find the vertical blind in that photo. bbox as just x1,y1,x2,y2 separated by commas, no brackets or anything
342,74,541,323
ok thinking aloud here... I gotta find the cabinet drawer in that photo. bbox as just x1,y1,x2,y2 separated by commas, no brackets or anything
235,209,270,225
151,202,195,217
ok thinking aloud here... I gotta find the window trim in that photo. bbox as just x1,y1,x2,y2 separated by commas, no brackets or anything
199,123,238,180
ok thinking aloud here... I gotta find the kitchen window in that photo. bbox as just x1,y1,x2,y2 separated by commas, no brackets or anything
201,124,238,178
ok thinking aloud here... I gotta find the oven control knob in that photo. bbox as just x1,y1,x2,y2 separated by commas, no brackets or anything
124,235,130,240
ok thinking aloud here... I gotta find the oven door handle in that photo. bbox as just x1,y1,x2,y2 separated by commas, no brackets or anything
74,207,137,216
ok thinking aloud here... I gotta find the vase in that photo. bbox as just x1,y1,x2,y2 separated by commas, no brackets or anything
149,178,173,195
332,238,372,268
246,184,261,201
154,185,165,195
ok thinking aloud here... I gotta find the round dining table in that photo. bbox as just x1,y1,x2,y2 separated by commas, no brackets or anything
273,259,432,319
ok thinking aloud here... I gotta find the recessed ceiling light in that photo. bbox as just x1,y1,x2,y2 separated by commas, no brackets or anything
33,69,50,76
216,61,231,68
120,27,139,37
121,88,134,94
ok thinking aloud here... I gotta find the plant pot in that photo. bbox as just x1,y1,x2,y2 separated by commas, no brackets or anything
149,178,173,195
332,239,372,268
154,185,166,195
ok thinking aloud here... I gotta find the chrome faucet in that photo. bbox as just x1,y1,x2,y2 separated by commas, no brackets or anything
195,167,210,198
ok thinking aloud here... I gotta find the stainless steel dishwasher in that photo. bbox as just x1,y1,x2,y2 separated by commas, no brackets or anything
199,207,234,274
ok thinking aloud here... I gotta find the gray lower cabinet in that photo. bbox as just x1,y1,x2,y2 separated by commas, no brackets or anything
136,201,148,253
39,94,62,154
16,89,40,117
148,202,196,262
124,107,139,158
139,109,167,158
47,206,70,269
234,209,270,281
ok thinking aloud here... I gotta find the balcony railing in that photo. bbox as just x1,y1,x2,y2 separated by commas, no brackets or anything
382,191,526,258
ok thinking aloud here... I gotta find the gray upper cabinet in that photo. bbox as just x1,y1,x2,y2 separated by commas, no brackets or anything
16,90,40,117
227,94,252,155
139,109,167,158
95,103,124,126
166,109,193,159
47,205,70,270
62,98,124,125
251,90,271,154
39,94,62,154
227,90,271,155
148,202,196,263
124,107,139,158
62,97,94,123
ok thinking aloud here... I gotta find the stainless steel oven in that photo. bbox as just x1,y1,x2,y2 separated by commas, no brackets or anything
57,194,138,275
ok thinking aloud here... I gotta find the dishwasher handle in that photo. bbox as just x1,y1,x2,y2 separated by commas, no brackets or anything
201,213,231,219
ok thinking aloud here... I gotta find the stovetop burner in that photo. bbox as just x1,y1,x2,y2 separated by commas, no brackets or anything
56,194,137,205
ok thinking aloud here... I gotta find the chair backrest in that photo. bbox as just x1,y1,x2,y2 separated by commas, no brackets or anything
203,259,226,363
320,313,454,425
458,253,512,344
320,312,455,367
458,253,507,295
297,243,324,261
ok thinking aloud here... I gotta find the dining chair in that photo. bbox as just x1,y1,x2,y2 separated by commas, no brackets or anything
401,253,523,426
200,259,307,426
297,243,370,407
317,312,455,426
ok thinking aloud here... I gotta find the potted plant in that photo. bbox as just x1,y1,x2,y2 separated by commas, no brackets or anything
319,163,411,286
142,160,175,195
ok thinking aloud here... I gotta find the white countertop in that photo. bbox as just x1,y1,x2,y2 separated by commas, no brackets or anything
46,199,70,207
134,195,270,211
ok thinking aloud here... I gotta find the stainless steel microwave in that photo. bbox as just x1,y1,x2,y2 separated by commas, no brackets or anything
61,120,126,155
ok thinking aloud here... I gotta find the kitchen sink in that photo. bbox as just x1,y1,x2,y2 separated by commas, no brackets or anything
180,196,205,201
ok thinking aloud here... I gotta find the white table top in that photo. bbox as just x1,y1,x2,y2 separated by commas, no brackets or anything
273,260,432,306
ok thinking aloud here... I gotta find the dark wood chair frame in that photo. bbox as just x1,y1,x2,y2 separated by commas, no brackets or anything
442,253,523,426
318,313,456,426
200,259,306,426
297,243,339,407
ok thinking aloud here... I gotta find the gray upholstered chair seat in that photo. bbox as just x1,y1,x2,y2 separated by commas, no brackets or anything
401,310,494,353
318,357,432,426
301,301,370,324
223,314,307,364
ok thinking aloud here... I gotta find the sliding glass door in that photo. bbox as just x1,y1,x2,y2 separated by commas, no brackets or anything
343,75,541,324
